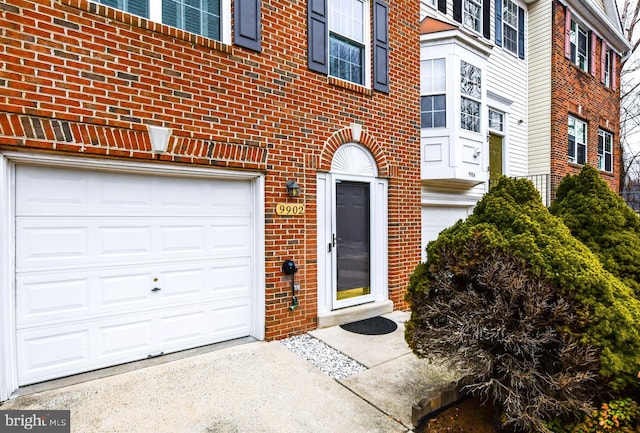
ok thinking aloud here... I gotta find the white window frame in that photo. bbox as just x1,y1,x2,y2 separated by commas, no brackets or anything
604,48,612,88
460,60,482,133
598,129,613,172
568,116,587,165
463,0,482,33
570,20,589,72
92,0,232,44
488,108,504,132
328,0,371,87
502,0,519,55
421,58,447,129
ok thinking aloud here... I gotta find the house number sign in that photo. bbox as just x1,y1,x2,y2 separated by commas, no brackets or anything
276,203,305,216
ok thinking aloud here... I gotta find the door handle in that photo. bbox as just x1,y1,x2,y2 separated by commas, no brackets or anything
328,234,336,253
151,287,161,292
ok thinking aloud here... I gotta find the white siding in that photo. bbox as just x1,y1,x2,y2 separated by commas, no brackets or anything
527,0,553,175
486,0,529,177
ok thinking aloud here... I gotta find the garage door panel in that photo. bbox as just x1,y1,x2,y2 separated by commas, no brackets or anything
212,303,251,335
159,311,208,345
204,179,253,214
17,258,252,327
17,218,251,270
99,320,154,357
159,224,206,254
16,225,89,269
18,329,90,383
16,167,91,214
157,268,207,300
98,272,154,308
17,277,90,325
211,262,252,296
98,226,153,258
17,166,253,217
15,165,257,385
210,220,252,253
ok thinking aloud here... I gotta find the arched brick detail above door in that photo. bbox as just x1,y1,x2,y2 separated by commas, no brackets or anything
318,127,390,177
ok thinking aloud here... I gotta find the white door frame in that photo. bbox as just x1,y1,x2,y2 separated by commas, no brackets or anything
317,143,388,316
0,152,265,401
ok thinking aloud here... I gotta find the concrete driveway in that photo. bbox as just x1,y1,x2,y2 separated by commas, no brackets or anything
0,312,460,433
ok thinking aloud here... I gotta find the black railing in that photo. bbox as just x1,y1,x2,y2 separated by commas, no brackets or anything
621,191,640,213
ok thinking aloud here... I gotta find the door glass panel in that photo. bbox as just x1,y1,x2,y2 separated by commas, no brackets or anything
336,181,370,300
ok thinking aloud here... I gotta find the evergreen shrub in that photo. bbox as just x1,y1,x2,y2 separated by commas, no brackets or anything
406,177,640,431
550,165,640,296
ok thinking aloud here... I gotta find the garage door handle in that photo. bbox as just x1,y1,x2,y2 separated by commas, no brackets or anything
151,287,161,292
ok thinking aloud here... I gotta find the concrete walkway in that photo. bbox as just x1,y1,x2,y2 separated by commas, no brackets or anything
0,311,460,433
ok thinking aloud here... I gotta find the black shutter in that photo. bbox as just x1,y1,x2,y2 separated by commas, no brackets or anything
373,0,390,93
308,0,328,74
482,0,491,39
234,0,261,52
453,0,462,23
495,0,502,46
518,6,525,59
438,0,447,14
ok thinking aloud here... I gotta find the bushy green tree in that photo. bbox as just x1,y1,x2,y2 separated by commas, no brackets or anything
550,165,640,296
406,177,640,430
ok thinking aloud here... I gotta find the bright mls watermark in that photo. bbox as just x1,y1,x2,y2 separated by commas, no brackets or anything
0,411,69,433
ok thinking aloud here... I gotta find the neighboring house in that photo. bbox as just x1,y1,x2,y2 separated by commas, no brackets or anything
0,0,421,400
418,0,630,258
528,0,630,198
419,0,529,258
622,180,640,213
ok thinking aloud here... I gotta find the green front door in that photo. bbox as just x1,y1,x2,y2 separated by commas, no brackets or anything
489,134,503,181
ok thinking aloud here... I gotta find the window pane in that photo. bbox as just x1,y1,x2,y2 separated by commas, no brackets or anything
577,143,586,165
504,26,517,54
162,0,179,27
489,109,504,131
329,35,364,85
461,61,481,99
433,58,446,76
421,59,447,94
98,0,149,18
421,96,433,111
185,5,201,35
329,0,365,43
128,0,149,18
161,0,221,40
421,113,433,128
461,97,480,132
598,133,604,153
568,136,576,161
421,95,446,128
464,0,481,32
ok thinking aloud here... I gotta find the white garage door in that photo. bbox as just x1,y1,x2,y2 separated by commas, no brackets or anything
421,206,471,260
15,165,256,385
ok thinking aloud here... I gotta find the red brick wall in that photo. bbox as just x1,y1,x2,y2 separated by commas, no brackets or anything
0,0,421,339
551,0,622,192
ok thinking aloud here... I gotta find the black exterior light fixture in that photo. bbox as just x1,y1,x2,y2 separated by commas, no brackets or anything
286,180,301,197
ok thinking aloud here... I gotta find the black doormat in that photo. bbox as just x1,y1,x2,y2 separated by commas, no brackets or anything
340,316,398,335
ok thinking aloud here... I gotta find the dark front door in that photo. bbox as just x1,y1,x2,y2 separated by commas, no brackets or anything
335,181,370,301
